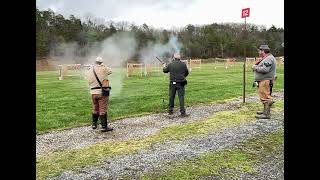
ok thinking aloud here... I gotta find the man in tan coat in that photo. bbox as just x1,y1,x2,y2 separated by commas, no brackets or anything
86,57,113,132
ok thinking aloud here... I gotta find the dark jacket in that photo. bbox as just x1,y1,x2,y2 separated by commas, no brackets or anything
163,59,189,82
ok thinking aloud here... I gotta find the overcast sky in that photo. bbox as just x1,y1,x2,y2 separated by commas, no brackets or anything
36,0,284,29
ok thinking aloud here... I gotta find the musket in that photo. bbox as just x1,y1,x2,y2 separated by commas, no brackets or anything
155,57,165,64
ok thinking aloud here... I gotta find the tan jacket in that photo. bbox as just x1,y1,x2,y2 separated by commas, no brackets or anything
86,64,112,94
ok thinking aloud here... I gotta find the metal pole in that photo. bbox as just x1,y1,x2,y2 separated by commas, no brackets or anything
243,59,246,103
243,17,247,103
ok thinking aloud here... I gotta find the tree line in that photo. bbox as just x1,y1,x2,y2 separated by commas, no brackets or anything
36,8,284,61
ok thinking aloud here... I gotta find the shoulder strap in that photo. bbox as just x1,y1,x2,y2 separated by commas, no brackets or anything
92,67,102,87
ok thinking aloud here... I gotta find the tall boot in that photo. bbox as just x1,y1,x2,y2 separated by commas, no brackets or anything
92,113,99,129
256,103,265,115
265,102,271,118
255,101,271,119
100,113,113,132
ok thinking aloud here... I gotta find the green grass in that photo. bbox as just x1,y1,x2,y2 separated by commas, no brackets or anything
37,63,284,133
142,130,284,180
36,100,284,180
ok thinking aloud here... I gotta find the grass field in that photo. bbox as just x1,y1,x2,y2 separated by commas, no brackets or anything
36,62,284,134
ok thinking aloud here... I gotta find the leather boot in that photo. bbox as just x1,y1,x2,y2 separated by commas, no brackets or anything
92,113,99,129
100,113,113,132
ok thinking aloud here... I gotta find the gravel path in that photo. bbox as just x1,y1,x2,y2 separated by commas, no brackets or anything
198,146,284,180
49,110,284,180
238,146,284,180
37,92,283,156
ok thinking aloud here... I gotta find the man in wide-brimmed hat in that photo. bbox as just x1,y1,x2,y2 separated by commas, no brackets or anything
86,56,113,132
252,45,277,119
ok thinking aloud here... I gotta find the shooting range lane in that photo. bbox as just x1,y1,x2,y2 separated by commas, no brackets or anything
36,92,283,156
49,101,284,180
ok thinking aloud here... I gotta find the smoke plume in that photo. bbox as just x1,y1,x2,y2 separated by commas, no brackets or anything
139,34,183,64
50,32,137,97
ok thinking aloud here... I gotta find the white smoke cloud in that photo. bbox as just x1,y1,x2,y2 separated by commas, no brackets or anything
98,32,137,67
139,34,183,64
50,42,80,63
49,32,183,66
168,34,183,53
50,32,138,97
48,32,184,96
50,31,137,66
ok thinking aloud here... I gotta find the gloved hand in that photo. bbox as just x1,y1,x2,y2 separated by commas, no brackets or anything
163,63,167,68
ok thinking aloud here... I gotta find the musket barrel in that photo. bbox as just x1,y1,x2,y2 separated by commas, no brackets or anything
156,57,164,64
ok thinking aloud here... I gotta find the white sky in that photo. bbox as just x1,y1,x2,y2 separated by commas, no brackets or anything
36,0,284,29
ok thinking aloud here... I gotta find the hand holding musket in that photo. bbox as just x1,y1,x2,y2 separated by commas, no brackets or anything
252,58,263,71
156,57,168,68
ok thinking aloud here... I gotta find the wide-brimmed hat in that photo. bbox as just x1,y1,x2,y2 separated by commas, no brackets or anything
95,56,103,63
259,45,270,50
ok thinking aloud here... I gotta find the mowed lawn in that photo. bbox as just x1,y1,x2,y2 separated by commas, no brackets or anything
36,62,284,133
